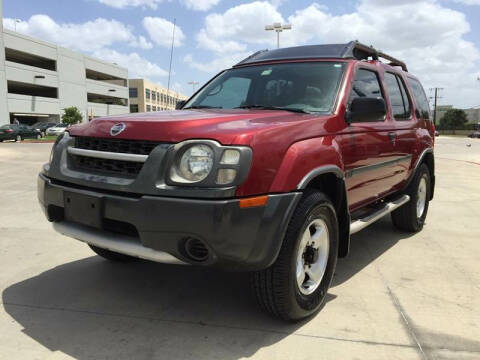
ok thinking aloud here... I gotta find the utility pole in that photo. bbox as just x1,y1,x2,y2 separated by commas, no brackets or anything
430,87,443,126
188,81,199,94
265,23,292,49
167,18,176,94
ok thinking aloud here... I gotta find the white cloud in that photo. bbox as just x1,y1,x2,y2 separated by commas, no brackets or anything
453,0,480,4
97,0,220,11
97,0,164,9
182,0,220,11
189,0,480,108
130,35,153,49
2,15,150,53
143,17,185,47
183,52,250,73
92,49,168,80
196,30,246,53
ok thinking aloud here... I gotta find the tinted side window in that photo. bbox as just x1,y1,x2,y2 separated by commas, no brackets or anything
349,69,384,102
384,73,411,120
408,78,430,119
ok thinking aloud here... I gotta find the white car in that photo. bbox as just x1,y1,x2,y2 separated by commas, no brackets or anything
46,123,68,136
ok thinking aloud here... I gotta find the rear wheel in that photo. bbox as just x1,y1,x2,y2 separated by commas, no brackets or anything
88,244,138,262
252,190,338,321
391,163,431,232
36,134,42,139
15,135,22,142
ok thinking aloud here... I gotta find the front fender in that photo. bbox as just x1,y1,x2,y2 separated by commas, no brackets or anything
269,136,345,193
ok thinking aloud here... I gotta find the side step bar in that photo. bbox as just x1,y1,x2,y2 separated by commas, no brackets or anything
350,195,410,235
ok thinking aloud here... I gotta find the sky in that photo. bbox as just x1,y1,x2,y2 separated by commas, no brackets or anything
2,0,480,108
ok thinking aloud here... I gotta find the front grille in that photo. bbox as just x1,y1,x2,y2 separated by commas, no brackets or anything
69,136,166,177
69,155,144,177
75,136,161,155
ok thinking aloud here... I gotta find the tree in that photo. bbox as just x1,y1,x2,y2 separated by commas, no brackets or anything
439,109,468,133
61,107,83,125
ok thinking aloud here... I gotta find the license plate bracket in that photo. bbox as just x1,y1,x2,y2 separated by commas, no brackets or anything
64,191,103,229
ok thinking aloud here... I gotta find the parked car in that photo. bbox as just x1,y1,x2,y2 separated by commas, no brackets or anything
0,124,42,142
468,131,480,138
38,41,435,321
33,122,58,137
46,123,68,136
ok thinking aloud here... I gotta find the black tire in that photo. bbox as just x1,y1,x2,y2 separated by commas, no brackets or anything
15,135,22,142
88,244,138,262
391,163,431,232
252,190,339,321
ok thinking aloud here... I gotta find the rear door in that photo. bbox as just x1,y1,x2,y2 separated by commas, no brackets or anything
383,71,416,188
339,65,398,210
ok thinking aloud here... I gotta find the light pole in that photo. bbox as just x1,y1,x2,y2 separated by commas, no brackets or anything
14,19,21,32
265,22,292,49
188,81,199,93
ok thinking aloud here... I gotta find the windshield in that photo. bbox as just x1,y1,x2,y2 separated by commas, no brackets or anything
184,62,346,114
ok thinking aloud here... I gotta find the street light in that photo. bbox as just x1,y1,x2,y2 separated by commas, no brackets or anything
265,22,292,49
14,19,21,32
188,81,199,93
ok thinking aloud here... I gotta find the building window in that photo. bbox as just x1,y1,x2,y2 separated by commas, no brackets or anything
130,104,139,113
157,92,160,103
146,105,151,112
152,106,156,111
152,91,156,101
146,89,151,99
129,88,138,98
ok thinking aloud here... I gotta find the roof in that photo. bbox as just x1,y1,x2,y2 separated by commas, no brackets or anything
234,41,408,72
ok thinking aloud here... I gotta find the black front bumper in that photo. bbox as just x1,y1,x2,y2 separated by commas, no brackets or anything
38,174,301,271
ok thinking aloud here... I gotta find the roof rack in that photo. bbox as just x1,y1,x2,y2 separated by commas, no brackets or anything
234,40,408,72
348,41,408,72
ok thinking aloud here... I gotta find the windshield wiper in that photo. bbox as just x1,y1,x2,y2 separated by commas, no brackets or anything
234,105,311,114
183,105,223,109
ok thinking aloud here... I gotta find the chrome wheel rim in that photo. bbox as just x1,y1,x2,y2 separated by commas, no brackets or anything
416,177,427,218
296,219,330,295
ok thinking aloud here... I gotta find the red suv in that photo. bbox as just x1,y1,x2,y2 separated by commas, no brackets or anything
38,41,435,321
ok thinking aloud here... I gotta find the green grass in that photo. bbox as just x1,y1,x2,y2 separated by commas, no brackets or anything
23,135,58,142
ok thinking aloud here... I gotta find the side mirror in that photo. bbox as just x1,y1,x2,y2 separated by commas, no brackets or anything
175,100,186,110
346,97,386,124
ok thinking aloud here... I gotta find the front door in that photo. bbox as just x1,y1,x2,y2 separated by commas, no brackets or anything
338,66,398,211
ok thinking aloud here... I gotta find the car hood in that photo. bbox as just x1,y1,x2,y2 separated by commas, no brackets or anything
67,109,321,145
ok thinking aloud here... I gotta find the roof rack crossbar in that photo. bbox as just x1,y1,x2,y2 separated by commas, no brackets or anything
346,41,408,72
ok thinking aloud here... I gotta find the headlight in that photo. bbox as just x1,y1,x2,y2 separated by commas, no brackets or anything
167,140,253,187
170,144,214,183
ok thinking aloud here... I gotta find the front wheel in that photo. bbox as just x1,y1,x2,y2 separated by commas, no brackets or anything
391,163,431,232
252,190,338,321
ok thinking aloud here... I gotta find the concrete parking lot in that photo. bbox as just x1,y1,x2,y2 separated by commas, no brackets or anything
0,137,479,360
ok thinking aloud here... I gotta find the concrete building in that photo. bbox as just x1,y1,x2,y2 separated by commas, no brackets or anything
0,9,129,126
129,78,187,113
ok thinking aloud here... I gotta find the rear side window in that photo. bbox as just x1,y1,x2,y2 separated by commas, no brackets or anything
407,78,431,119
384,73,411,120
349,69,384,102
